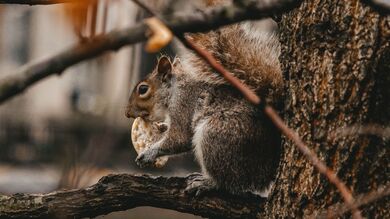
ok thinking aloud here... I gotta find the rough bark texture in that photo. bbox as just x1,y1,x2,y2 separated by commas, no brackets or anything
266,0,389,218
0,174,265,219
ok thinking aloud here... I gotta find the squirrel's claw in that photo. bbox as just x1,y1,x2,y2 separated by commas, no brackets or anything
185,173,216,198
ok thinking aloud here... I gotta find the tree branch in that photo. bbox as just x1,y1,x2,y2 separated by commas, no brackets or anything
0,173,265,219
0,0,300,104
0,23,148,104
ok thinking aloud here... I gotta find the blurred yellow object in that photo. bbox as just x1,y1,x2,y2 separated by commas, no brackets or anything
131,117,168,168
145,17,173,53
62,0,110,38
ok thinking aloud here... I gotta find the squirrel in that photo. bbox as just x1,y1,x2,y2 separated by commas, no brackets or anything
126,22,283,196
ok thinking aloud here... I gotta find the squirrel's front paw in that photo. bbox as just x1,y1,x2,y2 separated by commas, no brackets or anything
135,148,158,168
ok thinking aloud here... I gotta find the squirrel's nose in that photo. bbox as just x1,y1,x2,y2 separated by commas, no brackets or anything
125,110,132,118
125,107,134,118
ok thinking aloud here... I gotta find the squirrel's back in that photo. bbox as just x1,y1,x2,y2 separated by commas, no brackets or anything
179,23,283,103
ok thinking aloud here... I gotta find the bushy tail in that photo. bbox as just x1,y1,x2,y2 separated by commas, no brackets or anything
178,22,284,104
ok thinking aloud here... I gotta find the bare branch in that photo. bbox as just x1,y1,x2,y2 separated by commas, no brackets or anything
0,0,301,104
0,23,148,104
0,173,265,219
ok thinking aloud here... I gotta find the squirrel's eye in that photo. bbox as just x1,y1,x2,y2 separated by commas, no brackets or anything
138,84,149,96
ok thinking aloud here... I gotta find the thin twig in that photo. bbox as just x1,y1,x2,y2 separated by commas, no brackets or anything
317,183,390,218
130,1,362,218
360,0,390,14
329,124,390,140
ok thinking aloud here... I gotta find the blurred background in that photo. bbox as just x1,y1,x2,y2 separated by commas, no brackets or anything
0,0,275,218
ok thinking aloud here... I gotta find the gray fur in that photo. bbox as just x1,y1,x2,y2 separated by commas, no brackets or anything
130,23,283,195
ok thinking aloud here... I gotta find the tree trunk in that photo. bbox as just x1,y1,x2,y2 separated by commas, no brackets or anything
266,0,389,217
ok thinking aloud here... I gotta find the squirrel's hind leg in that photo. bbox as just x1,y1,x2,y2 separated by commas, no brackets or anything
185,119,218,197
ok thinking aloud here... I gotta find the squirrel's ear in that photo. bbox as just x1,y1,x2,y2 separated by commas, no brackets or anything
157,56,172,79
172,57,180,67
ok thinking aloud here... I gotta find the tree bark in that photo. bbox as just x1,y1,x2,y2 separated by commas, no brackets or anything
266,0,389,217
0,173,265,219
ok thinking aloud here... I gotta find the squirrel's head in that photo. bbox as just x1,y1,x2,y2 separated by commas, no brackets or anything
126,56,178,121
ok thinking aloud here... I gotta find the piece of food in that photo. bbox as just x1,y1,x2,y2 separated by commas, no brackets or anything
131,117,168,168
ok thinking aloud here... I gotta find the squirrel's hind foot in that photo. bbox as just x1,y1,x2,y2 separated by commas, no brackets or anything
185,173,217,198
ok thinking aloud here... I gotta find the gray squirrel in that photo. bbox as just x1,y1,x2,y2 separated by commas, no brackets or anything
126,23,283,196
